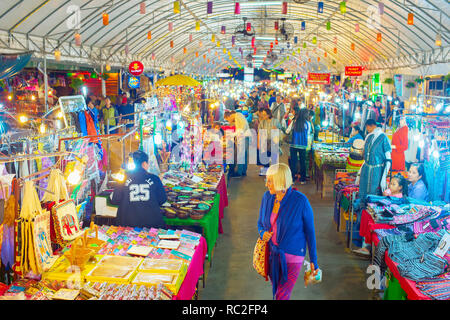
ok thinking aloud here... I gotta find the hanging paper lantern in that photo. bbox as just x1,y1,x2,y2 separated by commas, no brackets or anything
208,48,211,54
235,2,240,14
340,1,346,14
303,42,306,48
170,40,174,48
207,1,213,14
282,2,288,14
174,1,180,14
318,2,324,13
223,48,226,54
183,47,187,54
251,37,255,48
102,12,109,26
317,57,320,62
377,32,382,42
326,21,331,31
105,63,111,71
151,52,155,60
436,33,442,46
54,49,61,61
140,2,146,14
275,38,278,45
379,2,384,15
294,36,298,44
182,61,186,66
312,36,317,44
221,26,226,34
351,42,355,51
274,21,279,30
253,47,257,55
308,58,311,63
211,34,215,42
195,51,199,57
246,22,251,32
231,36,236,46
195,21,200,31
270,42,274,49
407,13,414,25
189,34,193,42
355,23,359,32
147,31,152,39
333,36,338,44
203,54,206,59
74,33,81,46
217,40,220,47
168,22,173,32
333,47,337,54
324,52,327,57
301,21,306,31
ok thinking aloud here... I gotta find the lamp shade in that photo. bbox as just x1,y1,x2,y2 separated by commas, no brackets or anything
318,2,323,13
170,40,174,48
234,2,240,14
340,1,346,14
377,32,382,42
207,1,213,14
326,21,331,30
195,21,200,31
102,13,109,26
301,21,306,31
174,1,180,14
407,13,414,25
282,2,287,14
147,31,151,39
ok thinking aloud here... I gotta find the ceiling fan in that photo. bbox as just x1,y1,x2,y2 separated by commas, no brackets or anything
276,18,294,42
234,17,256,43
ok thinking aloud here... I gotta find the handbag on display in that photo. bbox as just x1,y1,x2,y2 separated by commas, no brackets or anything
350,139,365,161
253,210,279,281
51,200,83,246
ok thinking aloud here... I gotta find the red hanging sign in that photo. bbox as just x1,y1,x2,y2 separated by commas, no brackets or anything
307,72,330,84
129,61,144,76
345,66,363,76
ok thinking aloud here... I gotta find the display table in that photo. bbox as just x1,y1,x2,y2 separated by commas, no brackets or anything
164,194,219,261
217,174,228,234
359,209,395,246
313,149,348,199
173,236,207,300
384,251,431,300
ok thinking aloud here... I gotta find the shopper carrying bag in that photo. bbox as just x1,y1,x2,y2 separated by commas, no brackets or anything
256,163,319,300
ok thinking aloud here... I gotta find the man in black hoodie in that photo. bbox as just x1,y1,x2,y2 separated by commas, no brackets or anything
111,150,167,228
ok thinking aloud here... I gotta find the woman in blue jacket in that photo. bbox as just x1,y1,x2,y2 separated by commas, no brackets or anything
257,163,319,300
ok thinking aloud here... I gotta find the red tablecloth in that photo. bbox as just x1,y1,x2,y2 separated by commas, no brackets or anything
384,251,431,300
217,174,228,234
360,209,395,246
173,236,207,300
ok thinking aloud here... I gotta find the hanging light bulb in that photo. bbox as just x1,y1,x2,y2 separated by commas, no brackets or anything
19,115,28,123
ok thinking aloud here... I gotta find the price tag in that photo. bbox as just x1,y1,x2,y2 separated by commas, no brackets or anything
434,231,450,258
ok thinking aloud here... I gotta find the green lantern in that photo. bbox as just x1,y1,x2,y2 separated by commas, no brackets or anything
303,42,307,48
326,21,331,30
312,36,317,44
90,72,98,79
340,1,346,14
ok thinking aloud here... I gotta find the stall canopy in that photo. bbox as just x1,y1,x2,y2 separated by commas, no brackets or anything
0,1,448,75
0,52,32,79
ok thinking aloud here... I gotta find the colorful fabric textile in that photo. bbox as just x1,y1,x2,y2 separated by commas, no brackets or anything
270,260,304,300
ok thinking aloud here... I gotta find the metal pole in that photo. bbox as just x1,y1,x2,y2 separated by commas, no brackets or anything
101,64,106,98
44,54,48,113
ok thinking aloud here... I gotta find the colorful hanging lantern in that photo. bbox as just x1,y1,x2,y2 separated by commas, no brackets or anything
235,2,240,14
208,48,211,54
195,21,200,31
170,40,174,48
203,54,206,59
207,58,210,63
379,2,384,15
221,26,226,34
294,36,298,44
195,51,199,57
303,42,307,48
317,57,320,62
207,1,213,14
168,22,173,32
140,2,146,14
183,47,187,54
147,31,151,39
74,33,81,46
174,1,180,14
211,34,215,42
324,52,327,57
282,2,288,14
312,36,317,44
151,52,155,60
436,33,442,46
189,34,193,42
351,42,355,51
377,32,382,42
217,40,220,47
102,12,109,26
274,21,279,30
275,38,278,45
340,1,346,14
333,47,337,54
105,64,111,71
333,36,338,44
223,48,226,54
326,21,331,31
308,58,311,63
318,2,324,13
54,49,61,61
355,23,359,32
407,13,414,25
301,21,306,31
270,42,274,49
231,36,236,46
251,37,255,48
246,22,251,32
171,56,174,63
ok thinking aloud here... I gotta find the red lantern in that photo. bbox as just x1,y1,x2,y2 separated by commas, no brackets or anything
408,13,414,25
195,52,199,57
147,31,151,39
275,39,278,45
282,2,288,14
246,22,251,32
251,37,255,48
274,21,279,30
270,42,273,49
351,43,355,51
170,40,174,48
234,2,240,14
377,32,382,42
183,47,187,54
317,57,320,62
324,52,327,57
333,47,337,54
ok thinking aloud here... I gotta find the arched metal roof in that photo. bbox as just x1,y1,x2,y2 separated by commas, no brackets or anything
0,0,448,75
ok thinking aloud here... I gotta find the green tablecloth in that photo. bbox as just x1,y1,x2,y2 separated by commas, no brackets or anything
164,194,219,261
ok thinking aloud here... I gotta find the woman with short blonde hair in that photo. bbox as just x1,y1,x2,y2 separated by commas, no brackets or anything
257,163,319,300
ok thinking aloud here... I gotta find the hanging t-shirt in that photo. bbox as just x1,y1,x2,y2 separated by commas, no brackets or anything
405,127,419,163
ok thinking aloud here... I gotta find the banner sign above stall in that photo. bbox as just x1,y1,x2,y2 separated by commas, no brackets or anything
345,66,363,76
129,61,144,76
307,73,330,84
128,76,141,89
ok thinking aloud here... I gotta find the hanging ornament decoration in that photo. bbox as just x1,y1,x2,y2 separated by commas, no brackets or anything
171,56,175,63
147,31,152,39
217,40,220,47
339,1,346,14
195,21,200,31
174,1,180,14
333,47,337,54
274,21,279,31
317,57,320,62
318,2,324,13
312,36,317,44
435,33,442,46
195,51,199,57
208,48,211,54
303,42,307,48
168,22,173,32
140,2,146,14
235,2,240,14
270,42,274,49
407,13,414,25
324,52,327,57
199,40,203,47
182,61,186,66
351,42,355,51
102,12,109,26
355,23,360,32
231,35,236,46
326,21,331,31
183,47,187,54
301,21,306,31
308,58,311,63
247,22,251,32
207,1,213,14
75,33,81,46
151,52,155,60
105,63,111,71
54,49,61,61
377,32,382,42
251,37,255,48
282,2,288,14
170,40,174,48
333,36,338,44
294,36,298,44
211,34,215,42
203,54,206,59
275,38,278,45
379,2,384,15
189,34,193,42
223,48,226,54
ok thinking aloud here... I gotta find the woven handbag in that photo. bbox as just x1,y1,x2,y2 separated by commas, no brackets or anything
253,210,279,281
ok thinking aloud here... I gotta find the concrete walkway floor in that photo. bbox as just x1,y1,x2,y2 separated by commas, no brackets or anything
199,161,374,300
